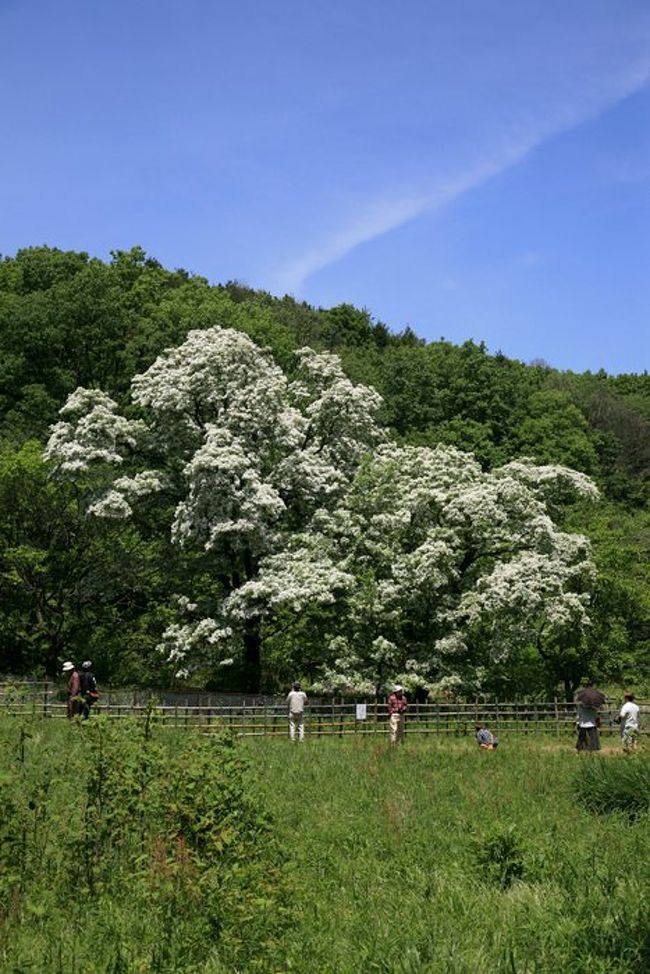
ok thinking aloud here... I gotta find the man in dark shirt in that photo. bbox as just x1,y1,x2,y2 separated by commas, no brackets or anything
79,660,99,720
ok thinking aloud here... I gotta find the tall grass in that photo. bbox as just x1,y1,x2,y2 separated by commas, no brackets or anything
0,719,647,972
248,736,650,974
574,753,650,818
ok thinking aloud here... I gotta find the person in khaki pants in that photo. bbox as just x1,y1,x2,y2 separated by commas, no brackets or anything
287,681,307,741
387,685,408,743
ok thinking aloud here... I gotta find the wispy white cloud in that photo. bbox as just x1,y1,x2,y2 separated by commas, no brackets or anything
269,59,650,296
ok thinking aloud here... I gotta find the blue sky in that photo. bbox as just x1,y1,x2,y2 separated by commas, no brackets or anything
1,0,649,373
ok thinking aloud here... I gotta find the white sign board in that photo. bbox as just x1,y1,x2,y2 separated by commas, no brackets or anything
356,703,367,721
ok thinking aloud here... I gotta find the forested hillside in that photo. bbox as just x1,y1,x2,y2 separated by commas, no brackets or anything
1,246,648,697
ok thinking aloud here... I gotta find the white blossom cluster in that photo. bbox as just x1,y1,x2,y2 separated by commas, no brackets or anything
88,471,164,519
309,644,378,695
495,459,600,504
226,540,355,618
171,427,287,552
157,617,233,677
44,388,145,474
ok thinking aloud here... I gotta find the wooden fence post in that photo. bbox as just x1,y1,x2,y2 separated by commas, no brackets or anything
7,694,648,739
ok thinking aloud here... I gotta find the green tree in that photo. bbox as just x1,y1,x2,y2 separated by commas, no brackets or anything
511,389,599,473
0,441,177,680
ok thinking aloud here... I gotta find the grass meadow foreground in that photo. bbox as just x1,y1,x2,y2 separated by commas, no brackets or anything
0,717,647,973
251,734,649,974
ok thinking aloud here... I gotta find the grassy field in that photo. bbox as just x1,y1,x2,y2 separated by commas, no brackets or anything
248,734,649,974
0,718,647,973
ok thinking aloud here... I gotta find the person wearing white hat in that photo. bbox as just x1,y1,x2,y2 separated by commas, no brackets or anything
62,661,81,718
387,684,408,744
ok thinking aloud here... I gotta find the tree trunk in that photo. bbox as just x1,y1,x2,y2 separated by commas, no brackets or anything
44,630,66,678
242,620,262,694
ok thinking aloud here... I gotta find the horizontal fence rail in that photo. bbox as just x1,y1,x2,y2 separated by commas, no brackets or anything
0,682,647,738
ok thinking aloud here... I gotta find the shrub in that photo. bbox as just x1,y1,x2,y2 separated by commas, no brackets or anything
474,825,526,889
0,717,289,972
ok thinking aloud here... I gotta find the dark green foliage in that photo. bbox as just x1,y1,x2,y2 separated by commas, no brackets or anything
563,502,650,693
0,716,288,972
512,388,599,473
0,247,298,441
574,754,650,818
0,440,184,682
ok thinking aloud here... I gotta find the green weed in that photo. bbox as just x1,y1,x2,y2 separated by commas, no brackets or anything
474,824,526,888
0,717,288,973
574,753,650,818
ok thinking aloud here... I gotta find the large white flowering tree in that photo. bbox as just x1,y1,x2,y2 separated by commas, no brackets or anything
45,325,598,693
44,326,383,689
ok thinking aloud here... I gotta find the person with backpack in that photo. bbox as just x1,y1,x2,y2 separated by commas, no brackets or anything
79,660,99,719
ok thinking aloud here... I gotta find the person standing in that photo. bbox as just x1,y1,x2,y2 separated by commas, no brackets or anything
617,693,640,752
388,684,408,744
79,660,99,720
575,684,606,752
287,681,307,742
62,661,81,718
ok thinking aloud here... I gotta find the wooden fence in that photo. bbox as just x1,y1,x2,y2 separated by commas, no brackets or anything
0,682,646,738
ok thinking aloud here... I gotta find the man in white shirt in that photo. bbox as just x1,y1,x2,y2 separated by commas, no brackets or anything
617,693,640,752
287,681,308,742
